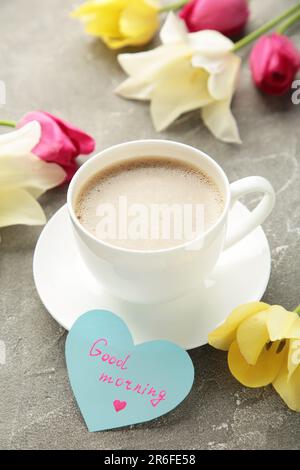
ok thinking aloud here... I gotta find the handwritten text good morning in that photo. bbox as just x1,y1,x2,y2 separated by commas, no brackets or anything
89,338,166,407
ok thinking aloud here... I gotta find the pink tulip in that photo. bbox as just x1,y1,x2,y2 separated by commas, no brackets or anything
179,0,249,37
18,111,95,182
250,33,300,96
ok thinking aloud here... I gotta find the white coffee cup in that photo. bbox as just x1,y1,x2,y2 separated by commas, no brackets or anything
67,140,275,304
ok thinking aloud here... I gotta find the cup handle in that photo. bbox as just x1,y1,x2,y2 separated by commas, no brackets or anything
224,176,275,250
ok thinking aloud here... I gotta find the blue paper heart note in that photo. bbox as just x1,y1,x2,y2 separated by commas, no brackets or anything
66,310,194,432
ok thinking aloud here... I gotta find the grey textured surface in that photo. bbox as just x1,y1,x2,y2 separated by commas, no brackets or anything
0,0,300,450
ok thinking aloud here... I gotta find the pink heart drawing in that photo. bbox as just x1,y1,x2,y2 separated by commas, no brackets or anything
113,400,127,413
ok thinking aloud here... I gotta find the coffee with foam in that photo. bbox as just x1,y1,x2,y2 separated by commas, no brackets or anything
75,157,224,250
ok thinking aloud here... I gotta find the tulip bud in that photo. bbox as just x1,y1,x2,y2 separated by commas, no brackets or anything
250,33,300,96
179,0,249,37
18,111,95,182
72,0,160,49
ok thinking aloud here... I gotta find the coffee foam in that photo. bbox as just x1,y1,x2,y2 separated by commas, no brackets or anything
75,157,224,250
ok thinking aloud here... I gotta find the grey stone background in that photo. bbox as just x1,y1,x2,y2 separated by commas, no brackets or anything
0,0,300,450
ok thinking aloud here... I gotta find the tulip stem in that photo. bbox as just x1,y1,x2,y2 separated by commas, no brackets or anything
277,10,300,33
160,0,188,13
233,2,300,51
0,120,16,128
294,305,300,316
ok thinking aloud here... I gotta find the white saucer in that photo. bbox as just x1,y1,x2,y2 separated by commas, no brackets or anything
33,203,271,350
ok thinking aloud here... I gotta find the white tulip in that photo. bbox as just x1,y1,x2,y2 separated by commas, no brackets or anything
0,121,65,229
116,12,241,143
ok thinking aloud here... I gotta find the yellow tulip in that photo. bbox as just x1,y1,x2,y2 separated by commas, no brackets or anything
72,0,160,49
208,302,300,389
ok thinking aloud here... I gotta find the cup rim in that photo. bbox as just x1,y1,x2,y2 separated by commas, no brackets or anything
67,139,231,255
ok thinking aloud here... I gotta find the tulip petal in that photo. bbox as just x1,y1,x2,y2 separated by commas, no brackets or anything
228,339,287,388
0,121,41,156
267,306,299,341
116,77,155,100
236,311,270,365
273,355,300,411
150,57,213,131
0,188,46,227
192,53,241,100
208,54,241,100
72,0,126,17
285,338,300,381
208,302,269,351
72,1,126,37
117,44,191,100
41,112,95,155
188,30,234,57
84,20,120,40
117,44,204,103
179,0,249,37
287,317,300,339
0,153,66,193
160,12,188,45
120,0,158,43
202,98,241,143
192,54,225,74
118,44,190,77
101,35,142,49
